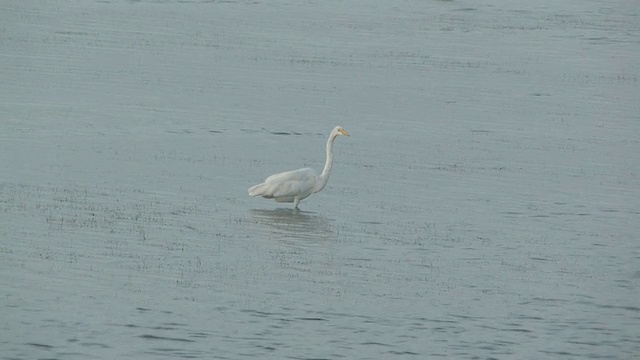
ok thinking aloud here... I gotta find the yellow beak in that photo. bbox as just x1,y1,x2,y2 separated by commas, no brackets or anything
339,129,350,137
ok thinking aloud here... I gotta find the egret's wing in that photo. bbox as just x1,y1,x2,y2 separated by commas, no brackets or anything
265,167,316,183
249,168,318,198
271,177,317,198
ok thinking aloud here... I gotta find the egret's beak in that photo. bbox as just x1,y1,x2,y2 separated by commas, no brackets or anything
339,129,350,137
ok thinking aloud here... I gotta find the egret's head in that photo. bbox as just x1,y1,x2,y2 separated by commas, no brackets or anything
334,126,350,137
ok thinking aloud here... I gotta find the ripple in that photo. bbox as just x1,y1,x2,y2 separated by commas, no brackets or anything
25,342,54,349
139,334,196,343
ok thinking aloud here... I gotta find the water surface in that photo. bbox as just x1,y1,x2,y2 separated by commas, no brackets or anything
1,0,639,359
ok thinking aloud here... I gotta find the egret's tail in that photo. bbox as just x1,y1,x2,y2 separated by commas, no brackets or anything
248,183,268,197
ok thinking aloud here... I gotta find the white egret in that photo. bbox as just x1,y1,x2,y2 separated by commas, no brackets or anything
248,126,350,209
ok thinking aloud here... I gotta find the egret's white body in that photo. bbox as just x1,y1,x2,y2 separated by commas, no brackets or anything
248,126,349,209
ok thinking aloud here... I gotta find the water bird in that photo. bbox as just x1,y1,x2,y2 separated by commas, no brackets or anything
248,126,350,209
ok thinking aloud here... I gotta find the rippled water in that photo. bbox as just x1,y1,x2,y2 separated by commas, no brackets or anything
1,0,639,359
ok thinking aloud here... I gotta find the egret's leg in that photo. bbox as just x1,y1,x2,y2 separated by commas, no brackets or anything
293,197,300,209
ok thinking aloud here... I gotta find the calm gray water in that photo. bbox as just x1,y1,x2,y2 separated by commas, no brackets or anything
1,0,639,359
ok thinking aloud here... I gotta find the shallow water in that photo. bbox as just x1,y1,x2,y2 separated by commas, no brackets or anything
1,0,639,359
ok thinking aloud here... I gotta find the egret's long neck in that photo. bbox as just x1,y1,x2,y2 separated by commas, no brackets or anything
316,132,337,192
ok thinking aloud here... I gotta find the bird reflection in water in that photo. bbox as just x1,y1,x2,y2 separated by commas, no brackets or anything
249,208,334,243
